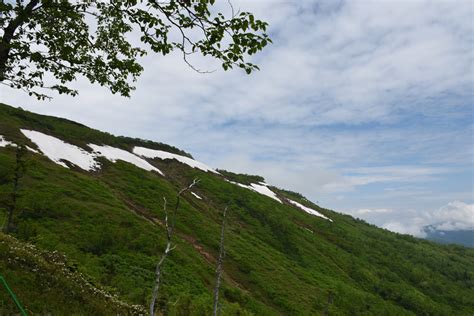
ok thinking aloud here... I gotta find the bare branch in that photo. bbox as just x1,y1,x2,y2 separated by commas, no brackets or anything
171,178,199,232
227,0,236,19
177,178,200,196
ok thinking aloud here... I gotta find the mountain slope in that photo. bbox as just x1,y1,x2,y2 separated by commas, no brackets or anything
0,103,473,315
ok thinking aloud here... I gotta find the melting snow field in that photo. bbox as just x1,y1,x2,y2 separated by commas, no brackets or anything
0,135,16,148
88,144,164,175
227,180,282,203
133,146,218,174
13,130,332,222
249,183,282,203
20,129,164,175
287,199,332,221
21,129,99,171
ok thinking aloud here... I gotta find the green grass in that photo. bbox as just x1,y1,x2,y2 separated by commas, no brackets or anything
0,233,145,315
0,103,473,315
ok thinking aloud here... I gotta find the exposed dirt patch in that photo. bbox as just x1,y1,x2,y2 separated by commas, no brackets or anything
119,196,162,226
180,234,216,264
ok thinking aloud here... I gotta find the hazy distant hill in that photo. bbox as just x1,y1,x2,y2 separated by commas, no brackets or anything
424,225,474,248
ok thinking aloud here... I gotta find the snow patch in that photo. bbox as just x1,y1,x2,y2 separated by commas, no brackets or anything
287,199,332,221
20,130,165,175
0,135,16,148
89,144,164,175
26,146,40,154
227,180,282,203
21,129,99,171
249,183,282,203
191,192,202,200
133,146,218,174
227,180,248,189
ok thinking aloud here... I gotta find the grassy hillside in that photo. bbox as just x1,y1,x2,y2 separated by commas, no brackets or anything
0,233,144,314
0,103,473,315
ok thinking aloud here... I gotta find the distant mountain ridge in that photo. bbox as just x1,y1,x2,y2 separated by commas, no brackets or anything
0,103,473,315
424,225,474,247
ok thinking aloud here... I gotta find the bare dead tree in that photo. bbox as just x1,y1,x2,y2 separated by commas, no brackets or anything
323,291,334,316
149,178,199,316
213,206,229,316
149,197,173,316
3,145,26,233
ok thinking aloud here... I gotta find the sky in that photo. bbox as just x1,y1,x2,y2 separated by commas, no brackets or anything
1,0,473,237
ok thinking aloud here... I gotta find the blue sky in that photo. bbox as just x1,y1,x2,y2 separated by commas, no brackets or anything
1,0,473,236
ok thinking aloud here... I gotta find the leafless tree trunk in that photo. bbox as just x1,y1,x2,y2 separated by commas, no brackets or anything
149,179,199,316
213,206,228,316
3,145,26,233
323,291,334,316
149,197,173,316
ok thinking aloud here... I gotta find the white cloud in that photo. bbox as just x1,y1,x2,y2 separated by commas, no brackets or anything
356,208,392,215
383,221,427,237
368,201,474,237
432,201,474,231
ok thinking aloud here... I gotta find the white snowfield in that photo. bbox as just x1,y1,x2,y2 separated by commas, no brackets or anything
191,192,202,200
287,199,332,221
20,129,164,175
227,180,282,203
249,183,282,203
133,146,218,174
21,129,99,171
0,135,16,148
15,131,332,221
89,144,163,175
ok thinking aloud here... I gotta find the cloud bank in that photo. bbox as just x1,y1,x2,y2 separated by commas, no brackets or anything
344,201,473,237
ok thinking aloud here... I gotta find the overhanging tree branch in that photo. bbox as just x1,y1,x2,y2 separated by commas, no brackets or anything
0,0,271,99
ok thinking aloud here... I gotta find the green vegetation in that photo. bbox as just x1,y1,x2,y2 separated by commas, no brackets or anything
0,103,473,315
0,233,144,314
216,169,265,185
1,1,269,99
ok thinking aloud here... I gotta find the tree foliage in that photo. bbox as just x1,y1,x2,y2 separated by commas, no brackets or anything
0,0,271,99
